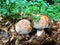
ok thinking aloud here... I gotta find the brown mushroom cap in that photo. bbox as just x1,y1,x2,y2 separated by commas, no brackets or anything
15,19,32,34
33,14,49,29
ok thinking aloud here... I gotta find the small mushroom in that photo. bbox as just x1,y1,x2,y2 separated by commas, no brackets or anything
33,14,49,36
15,19,32,34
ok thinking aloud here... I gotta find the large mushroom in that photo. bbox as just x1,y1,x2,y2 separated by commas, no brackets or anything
33,14,50,36
15,19,32,34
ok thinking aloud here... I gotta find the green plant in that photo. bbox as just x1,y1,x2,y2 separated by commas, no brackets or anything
0,0,60,21
53,0,60,3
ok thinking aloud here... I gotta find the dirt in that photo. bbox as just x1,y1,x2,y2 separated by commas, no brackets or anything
0,16,60,45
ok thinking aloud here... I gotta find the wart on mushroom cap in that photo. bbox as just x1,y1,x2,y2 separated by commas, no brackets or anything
15,19,32,34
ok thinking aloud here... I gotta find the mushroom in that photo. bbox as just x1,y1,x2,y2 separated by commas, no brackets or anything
33,14,50,36
15,19,32,34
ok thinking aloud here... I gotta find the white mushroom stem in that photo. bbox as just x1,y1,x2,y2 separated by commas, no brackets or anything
36,30,44,36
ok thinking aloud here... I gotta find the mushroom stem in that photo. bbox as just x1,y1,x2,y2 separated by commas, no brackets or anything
36,30,44,36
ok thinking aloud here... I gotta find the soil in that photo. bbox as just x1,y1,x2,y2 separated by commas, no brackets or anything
0,16,60,45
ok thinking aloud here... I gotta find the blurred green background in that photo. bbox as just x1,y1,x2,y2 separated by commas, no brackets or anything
0,0,60,21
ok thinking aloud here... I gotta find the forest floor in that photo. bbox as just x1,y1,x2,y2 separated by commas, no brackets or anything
0,16,60,45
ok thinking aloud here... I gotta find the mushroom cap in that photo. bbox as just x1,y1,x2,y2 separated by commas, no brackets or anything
33,14,49,29
15,19,32,34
